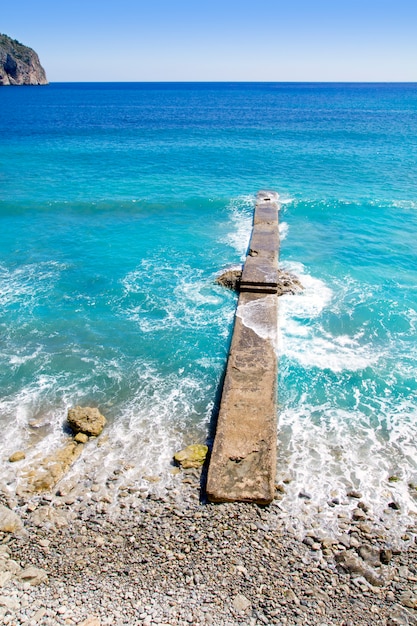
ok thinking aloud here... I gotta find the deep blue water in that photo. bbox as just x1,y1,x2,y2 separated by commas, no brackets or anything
1,83,417,532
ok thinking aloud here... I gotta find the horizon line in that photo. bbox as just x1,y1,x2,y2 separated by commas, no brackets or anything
45,80,417,84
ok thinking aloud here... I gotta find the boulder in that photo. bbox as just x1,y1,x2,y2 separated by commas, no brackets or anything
215,267,303,296
67,406,106,437
174,444,208,469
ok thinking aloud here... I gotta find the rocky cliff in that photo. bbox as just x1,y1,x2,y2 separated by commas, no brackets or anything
0,33,48,85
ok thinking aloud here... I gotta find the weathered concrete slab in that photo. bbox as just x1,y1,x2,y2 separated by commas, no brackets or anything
240,255,278,293
206,191,279,504
240,192,279,295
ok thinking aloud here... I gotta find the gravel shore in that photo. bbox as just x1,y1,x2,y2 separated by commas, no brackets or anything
1,467,417,626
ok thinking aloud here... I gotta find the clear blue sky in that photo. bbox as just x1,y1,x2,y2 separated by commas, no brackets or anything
2,0,417,81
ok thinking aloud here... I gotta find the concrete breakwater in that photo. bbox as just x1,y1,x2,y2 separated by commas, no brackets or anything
207,191,279,505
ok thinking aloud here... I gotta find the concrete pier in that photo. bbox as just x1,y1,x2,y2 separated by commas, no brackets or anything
206,191,279,505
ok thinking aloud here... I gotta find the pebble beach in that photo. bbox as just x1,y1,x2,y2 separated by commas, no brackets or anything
2,464,417,626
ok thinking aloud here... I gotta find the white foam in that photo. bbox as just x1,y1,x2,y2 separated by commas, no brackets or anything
9,346,43,367
236,295,277,345
57,364,213,495
276,399,417,540
0,354,215,499
391,200,417,210
279,263,377,372
279,195,295,206
279,221,289,240
0,261,66,310
120,261,233,335
220,195,255,260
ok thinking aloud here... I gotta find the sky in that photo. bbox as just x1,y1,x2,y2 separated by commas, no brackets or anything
2,0,417,82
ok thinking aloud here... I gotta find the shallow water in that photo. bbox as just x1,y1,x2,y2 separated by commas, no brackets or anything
1,83,417,536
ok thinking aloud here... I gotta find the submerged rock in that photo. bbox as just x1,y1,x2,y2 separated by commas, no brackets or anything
21,440,84,494
67,406,106,437
174,444,208,469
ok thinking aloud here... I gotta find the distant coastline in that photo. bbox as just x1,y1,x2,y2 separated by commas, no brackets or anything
0,33,48,85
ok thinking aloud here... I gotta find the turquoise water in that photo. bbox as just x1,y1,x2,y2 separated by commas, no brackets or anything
1,83,417,532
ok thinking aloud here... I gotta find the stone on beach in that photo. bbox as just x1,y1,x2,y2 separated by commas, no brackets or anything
17,565,48,585
232,593,251,614
173,444,208,469
67,406,106,437
74,432,89,444
335,550,386,587
0,504,23,533
77,618,101,626
8,450,25,463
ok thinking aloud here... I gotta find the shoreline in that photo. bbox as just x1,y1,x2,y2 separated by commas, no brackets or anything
2,467,417,625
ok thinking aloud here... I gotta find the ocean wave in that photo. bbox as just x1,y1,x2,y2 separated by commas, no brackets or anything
279,221,289,240
279,263,382,372
219,195,255,259
0,261,66,310
120,261,234,335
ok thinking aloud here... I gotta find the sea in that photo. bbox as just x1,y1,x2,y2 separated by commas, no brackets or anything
1,82,417,537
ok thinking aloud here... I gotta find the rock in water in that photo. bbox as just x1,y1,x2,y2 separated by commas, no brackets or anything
215,266,303,295
0,33,48,85
67,406,106,437
24,440,84,493
174,444,208,469
215,268,242,291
